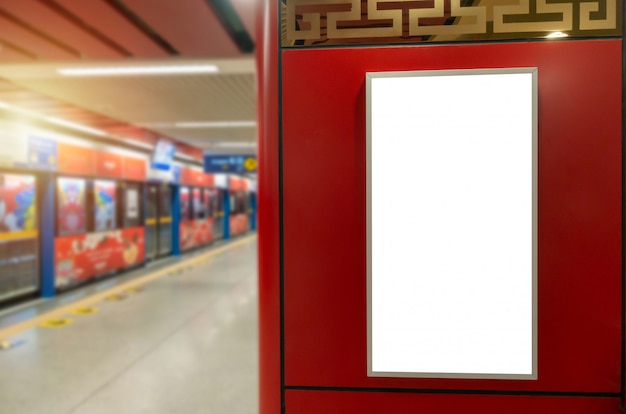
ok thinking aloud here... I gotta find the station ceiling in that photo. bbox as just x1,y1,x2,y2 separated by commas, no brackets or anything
0,0,257,157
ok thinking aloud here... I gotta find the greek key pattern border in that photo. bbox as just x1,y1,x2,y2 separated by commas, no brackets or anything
283,0,620,46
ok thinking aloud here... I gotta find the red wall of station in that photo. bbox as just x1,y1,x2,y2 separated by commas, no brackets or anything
267,40,623,412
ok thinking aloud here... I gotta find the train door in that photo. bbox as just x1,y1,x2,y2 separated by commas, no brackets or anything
145,184,158,261
0,172,39,304
157,184,172,256
212,189,224,240
204,188,214,243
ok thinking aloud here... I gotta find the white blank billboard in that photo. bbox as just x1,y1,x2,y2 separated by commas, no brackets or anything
367,69,537,379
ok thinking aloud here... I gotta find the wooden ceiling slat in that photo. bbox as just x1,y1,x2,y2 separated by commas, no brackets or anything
0,0,126,59
0,49,33,62
0,12,77,59
55,0,169,58
123,0,240,56
0,40,36,61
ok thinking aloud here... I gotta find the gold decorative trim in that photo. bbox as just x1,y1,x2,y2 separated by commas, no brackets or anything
283,0,620,46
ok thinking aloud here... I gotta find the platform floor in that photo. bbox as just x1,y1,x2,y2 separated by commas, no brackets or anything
0,235,258,414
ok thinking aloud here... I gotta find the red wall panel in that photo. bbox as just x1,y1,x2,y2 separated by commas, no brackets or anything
95,151,123,178
58,143,96,175
180,167,211,187
282,39,622,396
286,390,622,413
122,156,147,181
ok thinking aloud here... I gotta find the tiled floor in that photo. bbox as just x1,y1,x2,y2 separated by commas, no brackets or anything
0,236,258,414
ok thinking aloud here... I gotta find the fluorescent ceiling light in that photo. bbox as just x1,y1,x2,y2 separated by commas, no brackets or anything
58,64,219,76
546,31,568,38
176,153,199,162
213,141,257,148
0,103,40,118
121,138,154,150
174,121,257,128
43,116,107,137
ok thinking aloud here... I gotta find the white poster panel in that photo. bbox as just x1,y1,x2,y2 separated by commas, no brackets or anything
126,188,139,219
367,69,537,379
0,121,28,167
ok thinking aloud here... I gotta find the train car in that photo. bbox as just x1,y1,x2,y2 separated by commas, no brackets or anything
0,119,255,306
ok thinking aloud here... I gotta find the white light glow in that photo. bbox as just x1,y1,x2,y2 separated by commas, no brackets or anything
121,138,154,150
369,69,536,379
213,141,256,148
43,116,107,137
0,101,107,138
546,31,568,38
58,65,219,76
175,152,199,162
174,121,257,128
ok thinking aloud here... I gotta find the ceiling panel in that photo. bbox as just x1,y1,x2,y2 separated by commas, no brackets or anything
0,77,206,160
0,0,257,158
0,58,257,154
11,72,258,146
0,12,77,60
55,0,169,58
158,125,257,147
9,73,254,120
122,0,241,57
0,0,125,59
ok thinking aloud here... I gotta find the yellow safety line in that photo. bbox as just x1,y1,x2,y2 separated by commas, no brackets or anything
0,230,38,241
0,234,257,340
159,217,172,223
145,219,157,226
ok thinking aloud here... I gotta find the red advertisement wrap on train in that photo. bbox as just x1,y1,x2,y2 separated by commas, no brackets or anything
179,219,214,251
230,214,249,236
54,227,145,288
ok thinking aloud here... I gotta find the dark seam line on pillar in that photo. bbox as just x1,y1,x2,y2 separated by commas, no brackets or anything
285,386,620,399
281,36,623,51
278,0,286,413
620,2,626,411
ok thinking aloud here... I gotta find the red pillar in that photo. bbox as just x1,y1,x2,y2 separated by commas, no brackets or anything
256,0,281,413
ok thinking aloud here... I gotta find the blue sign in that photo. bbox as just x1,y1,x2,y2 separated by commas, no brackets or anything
171,164,182,184
152,140,176,171
28,136,57,171
204,154,257,173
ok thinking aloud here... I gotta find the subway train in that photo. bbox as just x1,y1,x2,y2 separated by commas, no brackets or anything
0,121,255,307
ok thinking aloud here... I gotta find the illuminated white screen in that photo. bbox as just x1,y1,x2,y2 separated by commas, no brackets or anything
368,69,536,379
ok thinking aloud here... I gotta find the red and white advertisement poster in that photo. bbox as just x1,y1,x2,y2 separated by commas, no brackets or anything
57,177,87,236
230,214,249,236
180,218,214,251
96,151,123,178
180,187,190,221
55,227,145,288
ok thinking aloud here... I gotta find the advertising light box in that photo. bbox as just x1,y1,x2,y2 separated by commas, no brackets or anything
367,69,537,379
94,180,117,232
152,140,176,171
